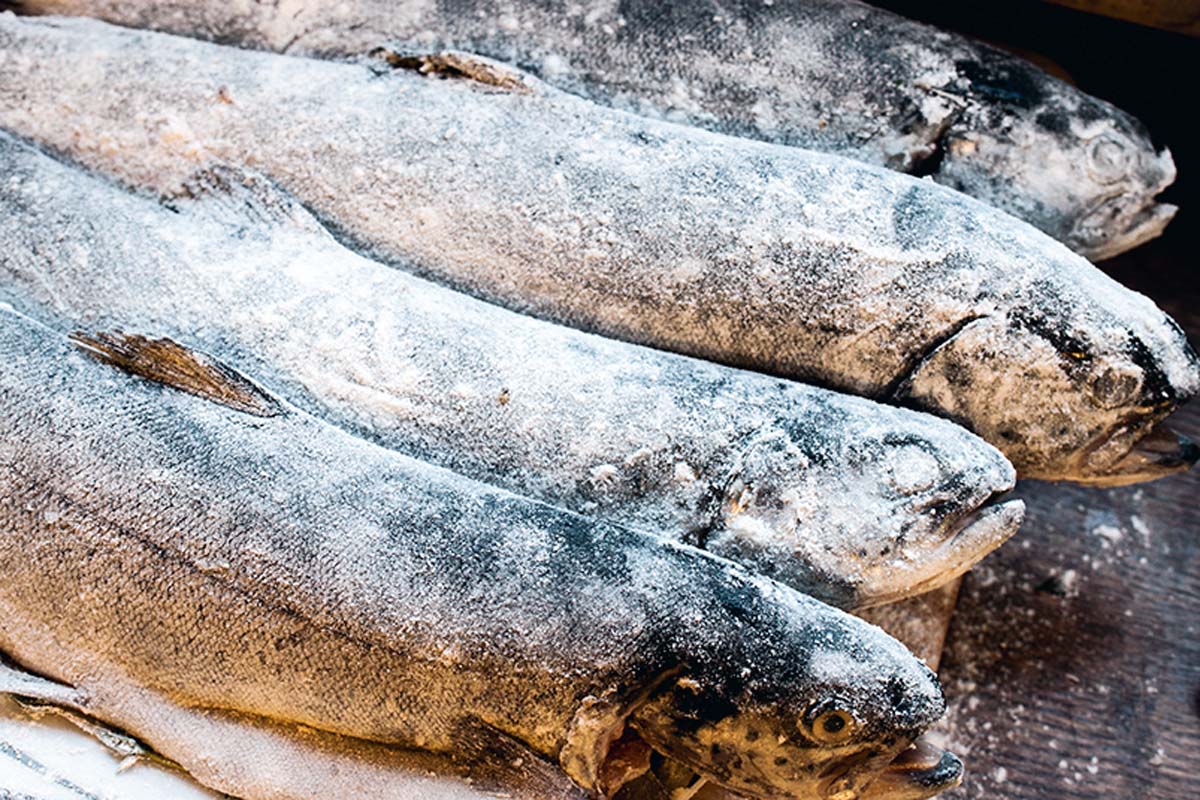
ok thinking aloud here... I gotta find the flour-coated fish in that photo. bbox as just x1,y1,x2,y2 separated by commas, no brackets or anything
0,132,1021,610
0,16,1194,485
0,304,961,800
3,0,1176,259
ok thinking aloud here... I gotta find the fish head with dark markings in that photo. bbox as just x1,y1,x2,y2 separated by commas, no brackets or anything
939,51,1175,260
701,407,1023,609
624,583,960,800
894,276,1200,484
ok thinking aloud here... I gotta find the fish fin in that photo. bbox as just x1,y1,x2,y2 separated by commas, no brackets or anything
12,696,180,771
70,330,283,418
451,719,589,799
559,694,627,795
0,659,181,773
370,48,538,94
0,659,86,712
164,164,332,239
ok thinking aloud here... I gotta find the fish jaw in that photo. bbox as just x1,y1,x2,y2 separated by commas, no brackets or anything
852,497,1025,609
845,437,1023,608
855,737,964,800
1074,421,1200,487
1072,195,1177,263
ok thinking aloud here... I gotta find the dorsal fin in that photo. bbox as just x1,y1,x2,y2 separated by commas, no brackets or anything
71,331,282,418
163,164,330,238
370,48,538,94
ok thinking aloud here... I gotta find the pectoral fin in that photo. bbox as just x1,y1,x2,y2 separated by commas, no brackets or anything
451,719,589,800
0,659,83,710
0,658,174,771
371,48,538,94
71,331,282,417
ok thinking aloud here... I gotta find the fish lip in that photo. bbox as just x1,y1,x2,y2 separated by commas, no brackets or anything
902,497,1023,596
1077,421,1199,487
854,494,1023,609
858,737,964,800
1077,200,1177,262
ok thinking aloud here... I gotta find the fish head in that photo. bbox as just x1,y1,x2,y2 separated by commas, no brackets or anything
627,595,958,799
702,405,1022,609
940,52,1175,260
1060,132,1177,262
895,293,1200,484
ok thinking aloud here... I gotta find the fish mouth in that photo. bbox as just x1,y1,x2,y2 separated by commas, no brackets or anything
855,494,1024,609
1078,420,1199,487
859,737,964,800
1077,199,1177,262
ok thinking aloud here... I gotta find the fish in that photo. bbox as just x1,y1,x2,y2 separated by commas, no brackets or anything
0,303,963,800
0,16,1195,486
0,131,1021,611
0,0,1176,259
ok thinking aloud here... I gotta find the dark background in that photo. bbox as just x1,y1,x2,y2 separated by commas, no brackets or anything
874,4,1198,798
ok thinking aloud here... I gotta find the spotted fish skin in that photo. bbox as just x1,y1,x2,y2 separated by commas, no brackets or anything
4,0,1177,258
0,132,1020,610
0,305,949,800
0,16,1194,485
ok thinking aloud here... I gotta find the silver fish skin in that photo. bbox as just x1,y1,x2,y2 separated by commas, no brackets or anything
0,132,1021,611
0,304,959,800
0,16,1195,486
2,0,1176,259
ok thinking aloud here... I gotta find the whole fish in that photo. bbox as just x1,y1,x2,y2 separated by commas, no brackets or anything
0,16,1195,486
0,132,1021,611
0,304,962,800
2,0,1175,260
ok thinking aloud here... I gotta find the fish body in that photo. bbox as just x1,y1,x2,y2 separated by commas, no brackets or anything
4,0,1177,259
1,16,1193,484
0,304,959,800
0,132,1020,610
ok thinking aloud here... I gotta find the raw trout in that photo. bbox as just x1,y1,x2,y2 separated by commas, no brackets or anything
0,132,1021,610
0,16,1195,485
3,0,1176,259
0,304,962,800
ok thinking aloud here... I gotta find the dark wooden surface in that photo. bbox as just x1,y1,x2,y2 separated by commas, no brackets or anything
872,5,1200,797
938,399,1200,799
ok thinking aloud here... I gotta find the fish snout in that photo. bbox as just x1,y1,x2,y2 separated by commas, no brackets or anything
1072,145,1177,260
1078,326,1199,484
905,447,1018,545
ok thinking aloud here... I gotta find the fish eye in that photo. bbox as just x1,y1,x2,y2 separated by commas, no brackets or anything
802,699,858,745
1088,364,1142,409
1087,134,1132,184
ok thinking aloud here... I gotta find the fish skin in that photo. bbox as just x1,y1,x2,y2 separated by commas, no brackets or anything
0,305,953,800
0,131,1020,611
2,0,1176,259
0,16,1195,485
